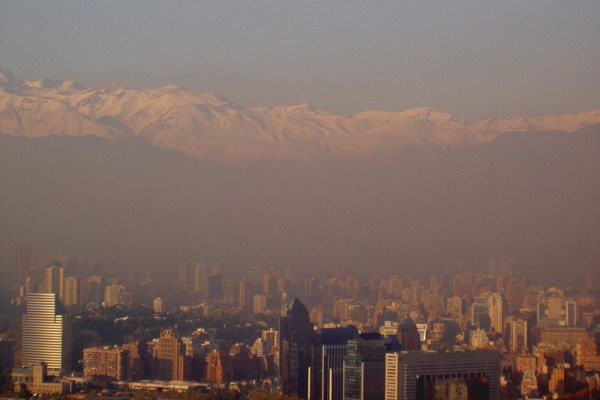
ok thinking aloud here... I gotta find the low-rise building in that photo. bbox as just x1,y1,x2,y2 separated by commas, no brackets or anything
12,362,70,395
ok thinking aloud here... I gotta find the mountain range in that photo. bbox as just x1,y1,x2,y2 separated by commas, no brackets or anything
2,66,599,163
0,67,598,281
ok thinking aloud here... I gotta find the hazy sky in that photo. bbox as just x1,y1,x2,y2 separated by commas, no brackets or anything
1,1,599,119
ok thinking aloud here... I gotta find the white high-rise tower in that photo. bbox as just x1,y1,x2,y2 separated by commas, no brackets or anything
21,293,71,375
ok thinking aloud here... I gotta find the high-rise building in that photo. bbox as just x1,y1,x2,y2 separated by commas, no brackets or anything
520,369,538,396
263,275,277,296
262,329,279,349
45,265,64,300
63,276,78,307
0,341,15,372
194,263,207,295
471,296,490,326
487,293,505,335
345,275,359,299
211,264,222,276
16,245,30,286
507,278,525,308
305,278,319,299
565,300,577,326
498,259,514,276
21,293,71,375
343,332,386,400
178,263,189,287
153,297,168,314
239,278,253,310
576,337,600,371
279,298,314,399
549,367,565,396
397,315,421,351
229,344,260,381
223,281,237,305
206,274,223,300
83,346,128,380
547,296,563,319
510,319,528,353
122,341,150,380
308,327,358,400
446,296,463,319
206,350,232,384
81,276,103,305
253,294,268,314
152,329,190,381
385,350,500,400
104,284,124,306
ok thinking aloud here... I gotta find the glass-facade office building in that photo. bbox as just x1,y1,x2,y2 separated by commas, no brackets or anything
343,333,385,400
309,327,358,400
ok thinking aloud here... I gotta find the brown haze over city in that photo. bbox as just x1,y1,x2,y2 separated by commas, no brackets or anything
0,1,599,284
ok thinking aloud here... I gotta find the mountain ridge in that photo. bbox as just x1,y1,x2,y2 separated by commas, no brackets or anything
1,67,599,162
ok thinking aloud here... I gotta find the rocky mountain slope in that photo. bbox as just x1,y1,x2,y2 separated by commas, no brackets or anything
2,67,599,162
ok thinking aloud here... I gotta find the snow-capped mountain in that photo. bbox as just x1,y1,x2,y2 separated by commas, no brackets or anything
1,67,599,162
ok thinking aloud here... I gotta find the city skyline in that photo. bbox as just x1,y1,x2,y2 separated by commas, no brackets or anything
1,1,599,398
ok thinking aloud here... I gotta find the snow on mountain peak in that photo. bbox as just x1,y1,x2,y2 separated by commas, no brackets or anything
1,69,599,162
0,66,15,82
400,107,455,122
23,78,86,91
280,101,318,113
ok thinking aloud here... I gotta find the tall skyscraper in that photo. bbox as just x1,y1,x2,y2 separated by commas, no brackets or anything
397,315,421,351
15,245,30,286
487,293,505,335
308,327,358,400
84,276,103,305
263,274,277,296
206,274,223,300
471,296,490,327
179,263,189,288
104,284,123,306
507,278,525,308
194,263,207,295
279,298,314,399
344,332,386,400
21,293,71,375
239,278,253,310
63,276,79,307
510,319,528,354
565,300,577,326
45,264,64,299
446,296,463,319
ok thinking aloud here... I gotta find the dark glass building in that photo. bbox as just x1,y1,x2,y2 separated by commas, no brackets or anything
309,326,358,400
343,332,385,400
397,315,420,351
279,298,314,399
